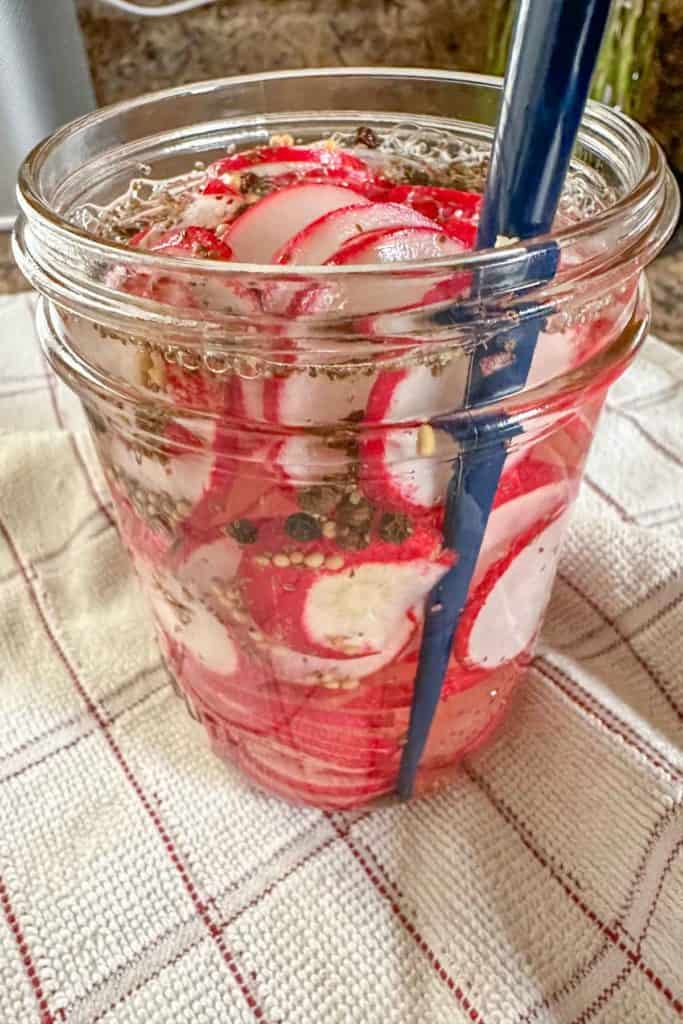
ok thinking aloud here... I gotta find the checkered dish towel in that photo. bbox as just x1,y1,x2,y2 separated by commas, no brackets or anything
0,291,681,1024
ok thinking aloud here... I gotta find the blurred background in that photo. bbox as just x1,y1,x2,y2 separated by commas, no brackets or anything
1,0,681,340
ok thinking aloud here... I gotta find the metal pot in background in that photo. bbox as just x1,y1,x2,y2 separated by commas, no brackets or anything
0,0,95,233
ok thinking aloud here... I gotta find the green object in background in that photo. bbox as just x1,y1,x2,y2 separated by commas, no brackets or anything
487,0,661,120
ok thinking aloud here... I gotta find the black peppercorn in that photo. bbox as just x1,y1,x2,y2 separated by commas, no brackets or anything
336,527,370,551
227,518,259,544
336,493,374,530
298,486,340,517
378,512,413,544
354,126,380,149
285,513,323,541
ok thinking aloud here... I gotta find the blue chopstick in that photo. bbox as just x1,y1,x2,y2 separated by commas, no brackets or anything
398,0,613,798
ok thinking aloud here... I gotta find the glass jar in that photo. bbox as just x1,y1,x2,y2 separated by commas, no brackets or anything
14,69,678,809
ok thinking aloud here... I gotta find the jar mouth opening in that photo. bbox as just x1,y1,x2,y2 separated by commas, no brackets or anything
15,67,677,288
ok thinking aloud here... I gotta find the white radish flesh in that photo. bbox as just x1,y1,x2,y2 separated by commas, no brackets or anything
472,478,569,589
266,613,415,683
466,512,568,669
226,184,369,263
277,202,436,265
303,559,449,655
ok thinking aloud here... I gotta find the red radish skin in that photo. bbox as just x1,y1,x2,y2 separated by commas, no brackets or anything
365,358,469,425
242,518,454,658
202,178,241,197
457,511,569,671
225,183,370,263
210,145,375,179
133,225,233,260
361,425,460,514
443,216,478,248
384,185,482,224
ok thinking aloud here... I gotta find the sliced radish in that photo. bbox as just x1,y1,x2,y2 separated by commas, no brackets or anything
365,358,469,424
264,612,416,684
145,568,241,678
207,704,402,774
108,421,215,524
238,738,395,806
233,376,265,422
443,217,478,248
327,225,464,266
361,425,459,514
225,183,369,263
134,225,233,260
67,315,149,390
275,201,436,265
472,406,598,584
242,518,453,658
210,145,374,181
525,288,636,392
243,731,396,783
238,744,394,808
472,471,570,591
202,178,241,197
297,557,448,659
416,664,519,774
457,511,569,670
526,327,584,391
272,169,391,202
181,433,291,537
263,365,375,427
274,434,352,487
113,483,175,565
177,531,243,598
384,185,482,224
193,673,404,734
292,226,466,318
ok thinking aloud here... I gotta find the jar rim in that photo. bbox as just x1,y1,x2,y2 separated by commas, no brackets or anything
15,66,679,286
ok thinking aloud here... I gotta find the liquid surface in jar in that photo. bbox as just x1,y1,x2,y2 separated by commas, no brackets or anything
76,128,487,262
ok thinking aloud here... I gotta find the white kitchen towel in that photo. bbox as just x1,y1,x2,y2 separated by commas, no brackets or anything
0,290,681,1024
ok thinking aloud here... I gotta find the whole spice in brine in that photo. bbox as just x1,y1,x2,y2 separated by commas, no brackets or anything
285,513,323,542
227,518,259,544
